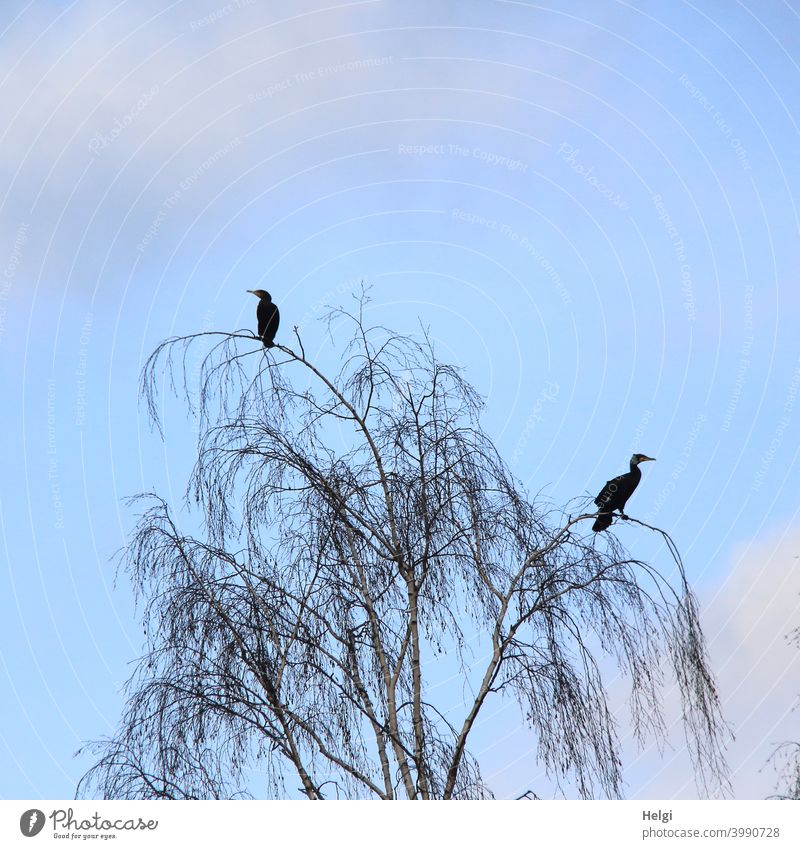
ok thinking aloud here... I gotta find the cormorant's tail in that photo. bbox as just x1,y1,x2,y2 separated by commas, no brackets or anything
592,512,613,532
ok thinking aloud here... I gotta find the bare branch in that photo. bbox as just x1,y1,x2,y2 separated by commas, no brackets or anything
81,295,729,800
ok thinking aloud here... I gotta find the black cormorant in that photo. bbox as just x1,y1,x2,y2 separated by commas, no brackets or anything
592,453,655,532
247,289,279,347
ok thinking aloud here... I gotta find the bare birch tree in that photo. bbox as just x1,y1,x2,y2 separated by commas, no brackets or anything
78,296,729,800
768,743,800,800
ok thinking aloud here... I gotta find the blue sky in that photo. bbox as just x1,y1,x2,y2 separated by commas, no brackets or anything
2,0,800,799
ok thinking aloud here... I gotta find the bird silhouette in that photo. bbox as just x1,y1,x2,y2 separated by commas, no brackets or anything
247,289,279,347
592,453,655,532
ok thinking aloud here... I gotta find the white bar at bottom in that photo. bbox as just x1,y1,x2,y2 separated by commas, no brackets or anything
2,800,798,848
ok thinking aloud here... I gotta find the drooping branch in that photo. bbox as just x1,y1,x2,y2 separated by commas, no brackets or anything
81,293,730,800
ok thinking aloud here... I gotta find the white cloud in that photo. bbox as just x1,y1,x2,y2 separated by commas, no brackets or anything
0,0,601,303
0,0,402,292
706,529,800,797
621,527,800,799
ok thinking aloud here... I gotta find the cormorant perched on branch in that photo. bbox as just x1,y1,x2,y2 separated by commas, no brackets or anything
247,289,280,347
592,453,655,532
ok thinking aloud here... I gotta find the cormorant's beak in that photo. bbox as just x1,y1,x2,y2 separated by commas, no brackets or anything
246,289,257,296
641,456,656,462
